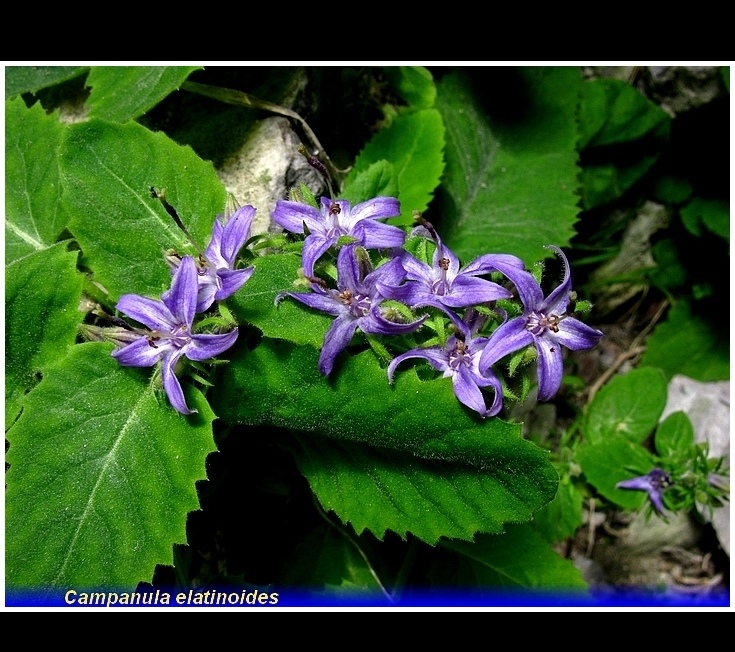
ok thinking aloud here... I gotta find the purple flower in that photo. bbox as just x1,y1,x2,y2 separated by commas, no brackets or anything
276,245,427,376
479,246,604,401
616,468,672,514
272,196,406,276
379,230,524,313
388,310,504,418
168,205,256,312
112,256,239,415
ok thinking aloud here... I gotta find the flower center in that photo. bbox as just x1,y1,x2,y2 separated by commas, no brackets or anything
338,289,371,317
526,310,562,336
151,323,192,349
448,338,472,371
326,202,346,239
431,257,452,296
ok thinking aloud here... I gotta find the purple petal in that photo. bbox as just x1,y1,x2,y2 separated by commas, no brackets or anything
540,246,573,314
319,316,358,375
204,218,225,267
365,256,406,294
116,294,176,332
279,290,344,317
219,205,255,265
441,276,513,307
462,253,526,276
434,241,460,278
387,347,450,382
452,364,492,417
534,336,564,401
111,336,168,367
479,317,533,372
162,256,197,327
186,328,239,361
302,234,335,277
486,260,543,310
215,267,255,302
361,309,428,336
346,197,400,224
375,281,429,309
399,252,433,281
161,350,195,415
555,317,604,351
336,245,362,291
195,274,219,313
353,220,406,249
273,200,322,235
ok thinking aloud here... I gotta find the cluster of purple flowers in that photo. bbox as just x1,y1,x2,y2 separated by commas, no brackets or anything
111,206,255,414
274,196,604,418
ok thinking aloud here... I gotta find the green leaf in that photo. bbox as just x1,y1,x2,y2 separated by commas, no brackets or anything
290,435,556,545
583,367,668,445
229,252,331,348
5,66,88,98
655,411,694,458
577,436,655,510
639,300,729,382
531,473,585,544
5,98,71,264
344,108,445,223
441,525,587,589
435,68,581,266
5,244,84,426
61,119,227,300
383,66,437,109
86,66,201,123
680,197,729,242
341,160,398,204
6,343,216,591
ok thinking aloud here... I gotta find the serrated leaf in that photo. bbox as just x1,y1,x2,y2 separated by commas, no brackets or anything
86,66,201,123
436,68,581,266
531,474,585,544
5,243,84,426
441,525,587,589
229,252,331,347
383,66,437,109
290,435,556,545
583,367,668,445
6,343,216,591
5,66,88,98
5,98,71,264
61,119,227,300
344,109,445,223
655,411,695,458
639,300,729,382
341,160,398,204
577,436,655,510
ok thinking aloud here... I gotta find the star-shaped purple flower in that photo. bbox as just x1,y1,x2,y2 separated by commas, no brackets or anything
388,310,504,418
479,246,604,401
378,230,524,313
273,196,406,276
616,468,672,514
112,256,239,414
168,205,256,312
276,245,427,376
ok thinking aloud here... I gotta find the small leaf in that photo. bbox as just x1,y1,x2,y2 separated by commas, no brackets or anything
290,435,556,545
5,66,88,98
61,119,227,300
5,98,71,264
577,436,655,510
583,367,668,445
345,109,445,223
655,411,695,458
383,66,437,109
86,66,201,123
441,525,588,589
680,197,729,242
5,244,84,426
531,474,585,544
341,160,398,204
435,68,581,265
639,300,729,382
6,343,216,591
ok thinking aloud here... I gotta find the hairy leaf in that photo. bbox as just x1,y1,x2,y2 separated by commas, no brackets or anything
61,119,227,300
5,244,84,426
345,109,445,224
5,98,70,264
435,68,581,266
86,66,201,123
531,473,585,544
441,525,587,589
290,435,556,545
5,66,88,98
583,367,668,445
6,343,216,591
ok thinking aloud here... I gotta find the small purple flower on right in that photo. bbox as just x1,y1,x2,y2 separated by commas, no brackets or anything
616,468,673,514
